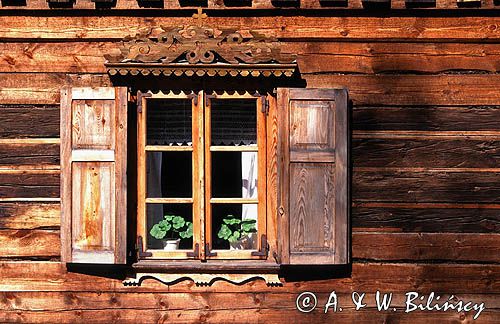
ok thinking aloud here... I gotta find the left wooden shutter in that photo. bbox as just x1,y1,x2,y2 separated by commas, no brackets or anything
60,87,127,264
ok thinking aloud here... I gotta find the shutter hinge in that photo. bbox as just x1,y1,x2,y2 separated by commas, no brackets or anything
205,243,217,257
136,236,152,259
261,97,269,115
251,234,269,257
186,243,200,258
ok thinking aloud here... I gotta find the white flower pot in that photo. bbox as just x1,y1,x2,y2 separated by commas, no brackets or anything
162,239,180,251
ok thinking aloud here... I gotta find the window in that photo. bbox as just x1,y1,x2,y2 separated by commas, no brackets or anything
60,86,350,275
137,91,267,260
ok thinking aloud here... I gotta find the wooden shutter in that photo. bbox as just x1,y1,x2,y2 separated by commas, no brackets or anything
60,87,127,264
277,88,350,265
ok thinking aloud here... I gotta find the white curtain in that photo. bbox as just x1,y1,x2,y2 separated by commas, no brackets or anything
241,151,258,248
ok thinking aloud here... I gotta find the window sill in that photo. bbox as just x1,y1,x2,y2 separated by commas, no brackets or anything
124,260,281,287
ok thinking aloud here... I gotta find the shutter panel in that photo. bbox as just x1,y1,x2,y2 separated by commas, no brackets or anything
277,88,350,265
60,87,127,264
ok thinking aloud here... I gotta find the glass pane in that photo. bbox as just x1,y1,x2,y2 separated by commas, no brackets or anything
147,99,192,146
211,99,257,146
211,204,258,250
146,203,193,250
212,152,258,198
146,151,192,198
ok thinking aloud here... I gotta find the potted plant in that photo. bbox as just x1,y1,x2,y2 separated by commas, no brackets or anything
149,214,193,251
217,215,257,250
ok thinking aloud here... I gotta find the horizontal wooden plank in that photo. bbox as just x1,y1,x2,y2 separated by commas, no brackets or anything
353,171,500,203
0,230,59,258
2,200,497,234
353,138,500,168
0,261,498,293
3,42,500,74
2,105,500,136
306,74,500,106
0,105,59,138
0,307,497,324
353,204,500,233
0,143,59,166
4,169,500,202
352,233,500,262
0,0,496,10
0,202,59,229
1,16,500,41
0,291,497,313
353,106,500,131
0,173,59,198
3,73,500,106
293,42,500,74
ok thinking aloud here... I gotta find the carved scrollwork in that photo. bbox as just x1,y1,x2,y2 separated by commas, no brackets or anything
104,25,296,65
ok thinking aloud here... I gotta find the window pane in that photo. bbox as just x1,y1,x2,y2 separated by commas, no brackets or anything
212,152,258,198
211,99,257,146
146,203,193,250
147,99,192,146
147,151,192,198
211,204,258,250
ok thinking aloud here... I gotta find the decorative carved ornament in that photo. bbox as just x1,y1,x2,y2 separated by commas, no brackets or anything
105,13,297,77
123,273,282,287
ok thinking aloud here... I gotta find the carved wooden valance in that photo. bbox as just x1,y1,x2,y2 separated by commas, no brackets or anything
104,24,297,77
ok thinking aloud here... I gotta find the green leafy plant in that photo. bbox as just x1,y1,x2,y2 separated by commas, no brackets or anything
150,214,193,240
217,215,257,244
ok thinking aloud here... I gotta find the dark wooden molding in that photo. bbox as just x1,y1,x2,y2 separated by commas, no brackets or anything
132,260,280,273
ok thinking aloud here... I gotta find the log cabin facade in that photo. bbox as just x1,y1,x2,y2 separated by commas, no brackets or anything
0,1,499,323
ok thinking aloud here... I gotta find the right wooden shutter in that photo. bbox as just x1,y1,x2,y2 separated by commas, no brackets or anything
277,88,350,265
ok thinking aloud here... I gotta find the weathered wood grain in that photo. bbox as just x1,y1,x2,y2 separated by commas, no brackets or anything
0,230,60,258
0,105,59,138
353,233,500,262
4,42,500,74
0,202,59,229
1,16,500,41
353,106,500,131
0,172,59,198
305,74,500,106
353,138,500,168
353,204,500,233
0,291,497,313
0,261,497,293
4,73,500,106
353,171,500,203
0,143,59,166
0,307,497,324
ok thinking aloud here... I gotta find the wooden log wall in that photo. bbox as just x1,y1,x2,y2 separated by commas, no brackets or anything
0,10,499,323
